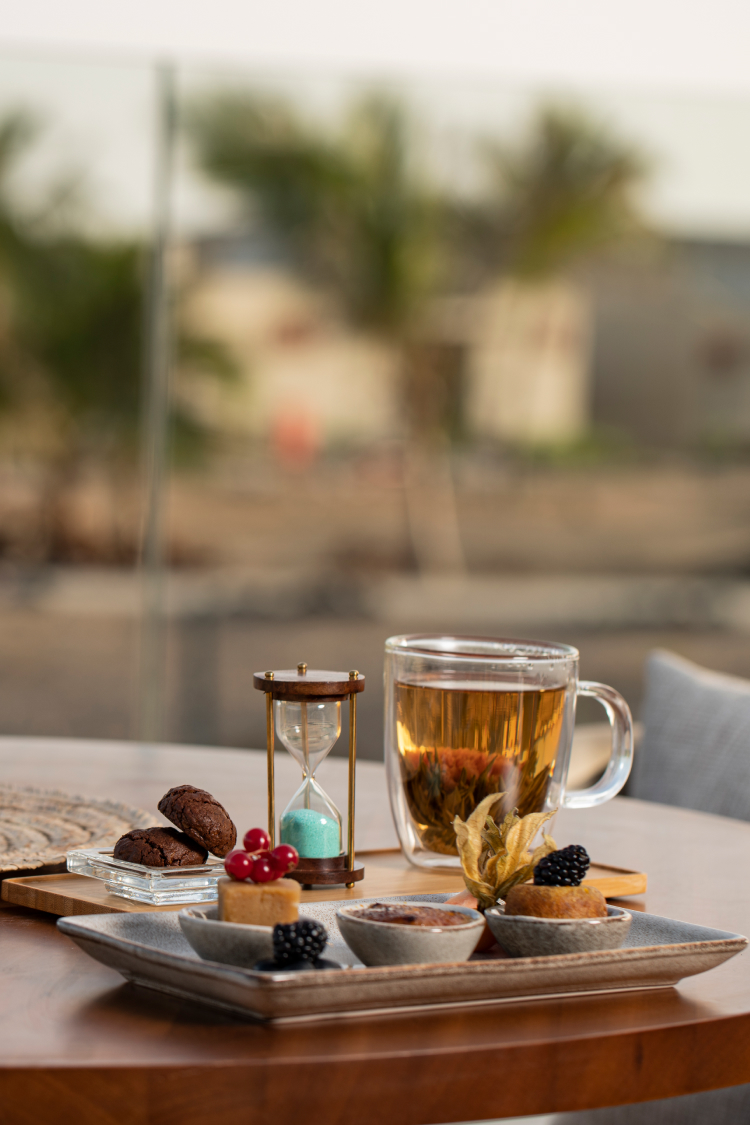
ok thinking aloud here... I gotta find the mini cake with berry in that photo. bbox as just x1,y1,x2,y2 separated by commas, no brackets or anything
505,845,607,918
218,826,301,926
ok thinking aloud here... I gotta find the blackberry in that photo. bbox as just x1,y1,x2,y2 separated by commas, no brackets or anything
272,919,328,965
533,844,590,887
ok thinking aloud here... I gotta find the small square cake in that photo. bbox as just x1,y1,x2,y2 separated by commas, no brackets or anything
218,876,300,926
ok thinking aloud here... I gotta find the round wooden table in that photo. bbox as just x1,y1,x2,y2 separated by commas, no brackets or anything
1,738,750,1125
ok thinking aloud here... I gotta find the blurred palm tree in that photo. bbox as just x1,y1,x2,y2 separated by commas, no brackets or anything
489,107,647,278
447,107,647,449
190,93,441,335
189,95,647,569
189,92,468,571
0,111,236,562
444,107,646,288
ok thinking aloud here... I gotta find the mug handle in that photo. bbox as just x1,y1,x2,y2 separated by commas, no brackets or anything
561,681,634,809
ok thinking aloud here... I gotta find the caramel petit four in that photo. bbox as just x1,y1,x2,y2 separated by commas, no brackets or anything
504,884,607,919
219,825,301,925
218,876,300,926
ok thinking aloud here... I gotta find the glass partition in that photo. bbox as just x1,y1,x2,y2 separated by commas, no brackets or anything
1,51,750,759
0,53,153,741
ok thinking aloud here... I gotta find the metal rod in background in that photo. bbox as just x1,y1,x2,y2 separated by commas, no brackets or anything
346,670,358,887
138,62,177,745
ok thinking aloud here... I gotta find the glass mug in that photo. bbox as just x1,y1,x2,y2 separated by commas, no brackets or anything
385,634,633,870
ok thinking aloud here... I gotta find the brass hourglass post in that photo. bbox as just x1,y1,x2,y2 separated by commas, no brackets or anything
264,671,275,847
346,670,358,887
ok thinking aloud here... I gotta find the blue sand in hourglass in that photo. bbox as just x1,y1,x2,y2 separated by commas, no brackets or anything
280,808,340,858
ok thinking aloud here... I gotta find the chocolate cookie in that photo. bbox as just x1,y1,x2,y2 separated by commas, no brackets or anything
157,784,237,857
113,826,208,868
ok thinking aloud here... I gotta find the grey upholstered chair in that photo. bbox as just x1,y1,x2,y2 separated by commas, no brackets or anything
549,650,750,1125
630,649,750,820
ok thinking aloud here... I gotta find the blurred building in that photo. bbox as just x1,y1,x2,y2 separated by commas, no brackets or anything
591,238,750,448
182,237,401,451
183,236,596,451
182,233,750,455
425,281,593,445
468,280,593,444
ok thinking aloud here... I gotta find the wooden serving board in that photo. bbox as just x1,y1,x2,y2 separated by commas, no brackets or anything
1,849,646,917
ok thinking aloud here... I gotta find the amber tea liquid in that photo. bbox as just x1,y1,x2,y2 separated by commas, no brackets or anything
395,679,567,855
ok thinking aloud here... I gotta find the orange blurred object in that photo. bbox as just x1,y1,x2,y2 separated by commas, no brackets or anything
270,407,321,469
446,889,498,952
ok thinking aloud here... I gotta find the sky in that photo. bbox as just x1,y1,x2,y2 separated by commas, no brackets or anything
2,1,750,97
1,50,750,242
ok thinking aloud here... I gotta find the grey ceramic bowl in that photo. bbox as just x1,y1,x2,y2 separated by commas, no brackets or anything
336,901,484,967
178,904,274,968
485,903,632,958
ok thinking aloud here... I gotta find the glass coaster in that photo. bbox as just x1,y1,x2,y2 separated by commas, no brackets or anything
67,847,224,905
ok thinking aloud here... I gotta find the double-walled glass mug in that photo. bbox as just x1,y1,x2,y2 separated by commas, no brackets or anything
385,635,633,870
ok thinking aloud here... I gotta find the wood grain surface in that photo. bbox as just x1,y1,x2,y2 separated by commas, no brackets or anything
1,738,749,1125
1,853,646,917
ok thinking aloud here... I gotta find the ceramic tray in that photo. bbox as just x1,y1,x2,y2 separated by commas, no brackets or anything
58,894,747,1023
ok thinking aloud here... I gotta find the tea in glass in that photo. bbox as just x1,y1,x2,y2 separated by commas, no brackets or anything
395,678,566,855
385,635,634,870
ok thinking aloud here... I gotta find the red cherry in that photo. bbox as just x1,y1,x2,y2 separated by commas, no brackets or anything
224,850,254,881
271,844,299,872
243,827,271,853
251,856,280,883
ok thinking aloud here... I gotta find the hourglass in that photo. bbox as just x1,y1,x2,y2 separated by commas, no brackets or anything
253,664,366,887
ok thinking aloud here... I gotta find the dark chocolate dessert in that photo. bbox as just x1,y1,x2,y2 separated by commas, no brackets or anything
113,826,208,868
355,903,470,927
157,784,236,857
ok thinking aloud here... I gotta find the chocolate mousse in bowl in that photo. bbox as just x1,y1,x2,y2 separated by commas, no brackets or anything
337,900,483,966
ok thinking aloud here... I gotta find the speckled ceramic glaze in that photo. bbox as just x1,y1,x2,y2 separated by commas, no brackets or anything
58,896,746,1022
178,904,274,967
336,901,484,966
485,903,632,957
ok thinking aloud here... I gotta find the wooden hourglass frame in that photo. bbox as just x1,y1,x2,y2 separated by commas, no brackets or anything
253,665,366,888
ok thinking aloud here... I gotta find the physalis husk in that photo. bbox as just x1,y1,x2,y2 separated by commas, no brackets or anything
453,793,557,912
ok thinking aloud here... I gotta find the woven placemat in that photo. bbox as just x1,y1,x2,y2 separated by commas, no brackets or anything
0,785,152,876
